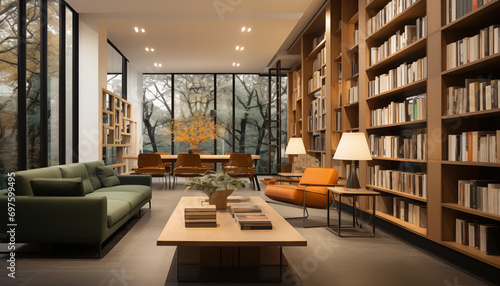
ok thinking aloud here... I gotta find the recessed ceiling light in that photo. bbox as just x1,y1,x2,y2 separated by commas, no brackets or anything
154,63,158,67
236,46,245,51
141,28,145,33
237,63,240,67
159,63,162,67
151,48,155,52
247,28,252,32
233,62,236,66
241,27,246,32
134,27,139,32
145,47,149,51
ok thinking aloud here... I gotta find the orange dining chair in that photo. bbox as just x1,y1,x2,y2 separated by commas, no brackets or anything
222,153,259,190
264,167,340,227
134,153,168,189
195,152,215,171
172,153,206,188
155,152,172,189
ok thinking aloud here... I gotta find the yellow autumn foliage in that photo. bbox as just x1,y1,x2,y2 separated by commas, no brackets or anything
165,113,226,145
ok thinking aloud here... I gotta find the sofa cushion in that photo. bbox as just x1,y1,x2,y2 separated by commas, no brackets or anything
94,185,151,201
106,199,131,227
59,164,94,194
96,166,120,187
15,167,62,196
30,178,85,196
87,191,144,209
84,161,105,190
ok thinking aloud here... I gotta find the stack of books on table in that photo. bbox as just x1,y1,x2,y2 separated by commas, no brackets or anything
184,205,216,228
229,204,272,230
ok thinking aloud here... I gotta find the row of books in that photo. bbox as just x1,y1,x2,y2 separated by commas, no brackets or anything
311,131,326,151
369,130,427,160
353,24,359,46
368,57,427,97
336,111,342,131
366,0,418,36
312,33,325,50
184,205,216,228
308,71,323,94
308,90,326,131
369,165,428,199
446,0,495,24
351,58,359,77
312,47,327,73
446,78,500,115
377,195,427,228
348,85,359,104
370,94,426,127
369,17,427,66
446,24,500,70
458,180,500,215
292,70,302,101
229,204,272,230
456,219,500,255
447,130,500,163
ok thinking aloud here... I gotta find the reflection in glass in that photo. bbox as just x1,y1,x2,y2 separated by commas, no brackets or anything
65,7,73,163
107,74,122,97
0,0,18,187
216,75,233,156
142,74,172,153
47,0,60,165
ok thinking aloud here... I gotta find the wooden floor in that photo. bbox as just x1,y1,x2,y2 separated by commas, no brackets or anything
0,177,493,286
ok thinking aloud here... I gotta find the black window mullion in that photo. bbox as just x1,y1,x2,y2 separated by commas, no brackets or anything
232,74,235,152
18,0,27,171
122,58,128,100
213,73,217,155
40,0,48,167
59,0,66,164
72,10,79,163
171,74,175,154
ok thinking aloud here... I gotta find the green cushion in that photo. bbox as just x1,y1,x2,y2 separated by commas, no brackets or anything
30,178,85,196
106,199,131,227
84,161,105,190
15,167,62,196
59,164,94,194
96,166,120,187
87,191,143,209
94,185,152,201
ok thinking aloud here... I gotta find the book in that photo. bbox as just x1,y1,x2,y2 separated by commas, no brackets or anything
185,219,217,228
229,204,262,216
184,205,216,212
480,224,500,254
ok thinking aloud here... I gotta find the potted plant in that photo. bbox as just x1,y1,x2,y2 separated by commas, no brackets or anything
185,171,245,210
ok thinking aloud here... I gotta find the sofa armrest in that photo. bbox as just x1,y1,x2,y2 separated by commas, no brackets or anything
0,196,107,244
0,189,7,196
117,175,152,187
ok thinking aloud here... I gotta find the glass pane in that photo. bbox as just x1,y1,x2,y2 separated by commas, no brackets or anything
173,74,215,154
234,74,269,173
107,43,122,96
280,76,288,165
47,0,60,165
216,74,233,156
107,74,122,97
0,0,18,188
142,74,172,153
27,0,41,169
65,7,73,163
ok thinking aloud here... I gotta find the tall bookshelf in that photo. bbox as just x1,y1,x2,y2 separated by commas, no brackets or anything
287,0,500,270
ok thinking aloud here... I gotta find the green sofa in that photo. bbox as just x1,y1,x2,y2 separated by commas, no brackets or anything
0,161,152,257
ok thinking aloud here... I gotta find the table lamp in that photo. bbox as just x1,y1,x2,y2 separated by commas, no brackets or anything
333,132,372,189
286,138,306,169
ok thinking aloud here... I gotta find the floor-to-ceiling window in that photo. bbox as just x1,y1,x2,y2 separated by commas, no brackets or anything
0,0,78,188
142,73,287,174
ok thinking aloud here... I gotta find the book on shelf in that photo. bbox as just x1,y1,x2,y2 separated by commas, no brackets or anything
308,71,322,93
447,78,500,115
392,197,427,228
312,47,327,72
312,33,325,49
446,24,500,70
369,129,427,160
348,80,359,104
229,204,262,216
351,57,359,77
336,111,342,131
456,219,500,255
368,57,427,97
353,23,359,45
446,0,495,24
458,180,500,214
369,16,427,66
308,90,325,131
447,130,500,163
366,0,418,36
369,165,427,199
370,94,426,127
337,63,342,82
311,131,325,151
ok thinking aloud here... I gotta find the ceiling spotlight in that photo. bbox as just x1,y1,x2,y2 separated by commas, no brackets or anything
241,27,246,32
240,46,244,51
237,63,240,67
159,63,162,67
151,48,155,52
145,47,149,51
141,28,145,33
247,27,252,32
134,27,139,32
236,46,240,50
233,62,236,66
154,63,158,67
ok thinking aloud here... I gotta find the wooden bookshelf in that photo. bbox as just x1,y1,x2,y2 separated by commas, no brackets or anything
371,210,427,237
367,184,427,202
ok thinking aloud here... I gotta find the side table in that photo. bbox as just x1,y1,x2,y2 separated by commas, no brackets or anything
327,187,380,237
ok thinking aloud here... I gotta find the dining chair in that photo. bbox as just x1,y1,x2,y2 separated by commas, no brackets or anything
134,153,168,189
172,153,206,188
195,152,215,171
264,167,341,227
155,152,172,189
222,153,259,190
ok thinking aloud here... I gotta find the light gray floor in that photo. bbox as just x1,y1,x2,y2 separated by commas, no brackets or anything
0,177,493,286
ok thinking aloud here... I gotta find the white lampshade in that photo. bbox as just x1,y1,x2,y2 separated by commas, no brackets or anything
286,138,306,155
333,132,372,161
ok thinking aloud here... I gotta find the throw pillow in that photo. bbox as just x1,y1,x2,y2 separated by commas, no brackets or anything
30,178,85,196
59,164,94,194
96,166,120,187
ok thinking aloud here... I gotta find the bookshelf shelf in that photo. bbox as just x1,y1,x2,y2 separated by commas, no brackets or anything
366,37,427,76
442,203,500,222
442,108,500,120
307,38,326,59
441,161,500,168
367,119,427,130
348,44,359,55
366,0,389,13
373,211,427,237
367,184,427,202
441,0,500,32
308,150,326,154
372,157,427,163
441,241,500,269
347,127,359,132
346,74,359,81
345,102,359,108
366,0,426,44
348,11,358,24
334,53,342,63
441,52,500,76
366,79,427,102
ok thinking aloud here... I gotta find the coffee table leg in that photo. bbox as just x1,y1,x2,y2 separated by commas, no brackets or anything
338,194,342,237
372,195,376,236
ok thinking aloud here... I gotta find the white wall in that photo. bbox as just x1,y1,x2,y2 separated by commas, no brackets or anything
78,16,100,162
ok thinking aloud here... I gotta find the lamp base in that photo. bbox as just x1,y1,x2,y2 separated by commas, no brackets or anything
346,163,360,189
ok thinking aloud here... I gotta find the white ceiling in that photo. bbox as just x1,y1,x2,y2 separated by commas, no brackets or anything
66,0,325,73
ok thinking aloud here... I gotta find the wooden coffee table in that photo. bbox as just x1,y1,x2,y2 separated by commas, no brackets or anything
157,196,307,282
